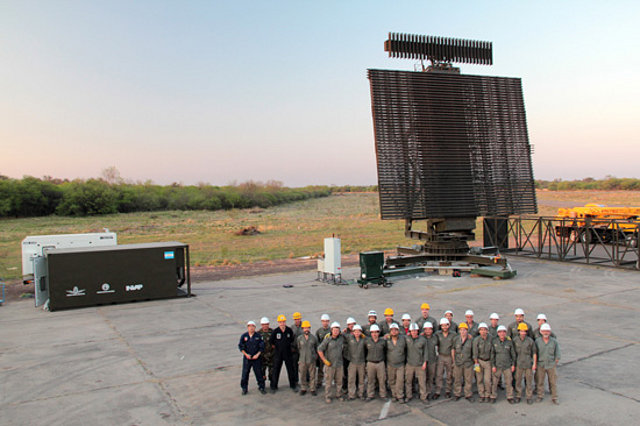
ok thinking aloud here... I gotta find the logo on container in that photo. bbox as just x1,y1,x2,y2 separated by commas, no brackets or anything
66,286,86,297
125,284,144,292
97,283,115,294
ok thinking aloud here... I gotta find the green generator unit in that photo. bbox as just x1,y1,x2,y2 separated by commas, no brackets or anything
358,251,389,288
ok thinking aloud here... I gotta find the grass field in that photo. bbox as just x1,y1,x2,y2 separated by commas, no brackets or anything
2,190,640,282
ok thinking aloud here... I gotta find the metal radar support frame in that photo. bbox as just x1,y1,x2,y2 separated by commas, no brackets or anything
366,32,537,278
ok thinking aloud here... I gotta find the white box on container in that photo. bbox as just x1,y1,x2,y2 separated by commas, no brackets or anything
22,231,117,277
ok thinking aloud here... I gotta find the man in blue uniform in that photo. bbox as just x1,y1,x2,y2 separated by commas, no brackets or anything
238,320,266,395
269,314,297,393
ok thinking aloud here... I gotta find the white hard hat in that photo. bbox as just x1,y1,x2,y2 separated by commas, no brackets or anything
444,310,453,315
540,323,551,331
514,308,525,316
353,324,362,331
347,317,356,324
368,310,378,317
537,313,547,321
390,323,399,329
260,317,269,324
465,310,474,316
330,322,341,329
321,314,331,321
409,323,419,331
478,322,488,329
489,313,500,320
247,321,256,326
401,313,411,320
370,324,380,332
497,325,507,332
423,321,434,329
440,318,450,325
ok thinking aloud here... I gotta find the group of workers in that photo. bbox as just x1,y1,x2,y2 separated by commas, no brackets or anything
238,304,560,405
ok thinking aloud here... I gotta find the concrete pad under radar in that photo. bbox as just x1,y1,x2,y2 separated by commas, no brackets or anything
1,257,639,425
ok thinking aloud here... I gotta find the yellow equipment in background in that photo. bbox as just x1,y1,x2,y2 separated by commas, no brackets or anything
558,204,640,221
556,204,640,245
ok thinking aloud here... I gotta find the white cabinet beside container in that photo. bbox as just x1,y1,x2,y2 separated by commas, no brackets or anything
323,237,341,276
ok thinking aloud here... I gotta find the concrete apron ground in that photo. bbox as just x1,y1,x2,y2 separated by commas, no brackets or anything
1,257,639,425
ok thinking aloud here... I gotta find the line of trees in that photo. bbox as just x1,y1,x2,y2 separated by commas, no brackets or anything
535,177,640,191
2,173,639,218
0,176,332,218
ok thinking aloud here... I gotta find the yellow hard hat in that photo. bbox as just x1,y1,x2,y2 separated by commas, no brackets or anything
517,323,529,331
292,312,302,320
301,320,311,328
420,303,430,310
384,308,394,316
277,314,287,322
458,322,469,329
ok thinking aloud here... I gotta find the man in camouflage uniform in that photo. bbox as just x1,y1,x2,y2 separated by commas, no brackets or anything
513,322,536,404
472,322,494,403
491,325,516,404
257,317,274,386
318,322,346,403
452,322,474,401
315,314,331,389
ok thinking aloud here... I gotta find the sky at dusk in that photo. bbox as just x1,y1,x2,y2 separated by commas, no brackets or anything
1,1,639,186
